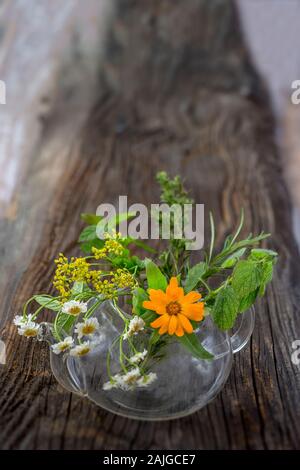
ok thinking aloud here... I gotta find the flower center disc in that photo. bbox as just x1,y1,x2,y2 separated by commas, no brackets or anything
166,301,181,315
78,347,90,356
83,325,95,335
69,307,81,315
24,329,38,337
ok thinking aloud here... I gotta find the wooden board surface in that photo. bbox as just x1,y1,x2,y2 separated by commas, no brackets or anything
1,0,300,449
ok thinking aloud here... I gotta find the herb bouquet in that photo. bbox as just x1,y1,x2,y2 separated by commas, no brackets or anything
15,173,277,419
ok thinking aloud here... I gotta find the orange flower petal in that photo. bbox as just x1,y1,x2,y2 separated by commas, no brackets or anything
175,323,184,337
166,277,184,301
151,314,170,329
149,289,168,304
143,300,166,315
159,323,169,335
178,313,193,333
182,291,202,304
143,300,155,310
183,303,204,321
169,277,178,289
168,315,178,335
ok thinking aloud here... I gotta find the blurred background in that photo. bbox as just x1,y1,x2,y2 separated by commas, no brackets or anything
0,0,300,222
1,0,300,232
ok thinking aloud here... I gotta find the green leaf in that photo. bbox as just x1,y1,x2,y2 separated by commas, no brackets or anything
81,213,103,225
126,238,156,254
223,234,233,249
71,281,84,295
261,260,274,284
35,295,61,312
231,260,262,299
238,288,258,312
78,225,98,242
221,248,246,268
212,285,239,330
54,312,76,338
140,310,157,325
178,333,213,360
258,260,274,296
250,248,278,260
132,288,148,315
184,262,207,292
97,211,137,237
113,211,137,227
80,238,105,254
145,259,168,291
213,233,270,266
71,281,92,296
149,329,161,345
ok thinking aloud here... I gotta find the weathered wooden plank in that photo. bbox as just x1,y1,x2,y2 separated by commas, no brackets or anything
0,0,300,449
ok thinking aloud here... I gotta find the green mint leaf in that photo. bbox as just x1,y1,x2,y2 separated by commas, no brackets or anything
184,262,207,292
258,260,274,296
145,259,168,291
212,285,239,330
238,288,258,312
261,260,274,284
231,260,262,298
250,248,278,260
178,333,214,360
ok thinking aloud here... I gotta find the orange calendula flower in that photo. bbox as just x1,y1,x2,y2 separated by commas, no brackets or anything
143,277,204,337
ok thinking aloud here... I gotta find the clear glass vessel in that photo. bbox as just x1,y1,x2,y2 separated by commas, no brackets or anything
39,301,255,420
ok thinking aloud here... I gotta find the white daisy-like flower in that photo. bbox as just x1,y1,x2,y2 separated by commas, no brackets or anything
103,374,122,391
103,368,157,391
137,372,157,388
62,300,88,316
129,349,148,365
69,341,94,357
118,368,142,390
14,314,35,326
17,321,40,338
75,318,100,339
123,317,145,340
51,337,74,355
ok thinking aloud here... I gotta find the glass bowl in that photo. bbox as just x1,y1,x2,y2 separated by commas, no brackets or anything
40,301,254,420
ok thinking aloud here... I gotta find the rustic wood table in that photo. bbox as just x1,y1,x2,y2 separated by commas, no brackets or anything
1,0,300,449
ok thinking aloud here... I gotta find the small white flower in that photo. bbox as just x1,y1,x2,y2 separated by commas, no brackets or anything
123,317,145,340
17,321,40,338
103,374,122,391
70,341,94,357
137,372,157,388
129,349,148,365
62,300,88,316
14,314,35,326
51,337,74,355
103,368,157,391
103,381,115,391
118,368,142,390
75,318,100,339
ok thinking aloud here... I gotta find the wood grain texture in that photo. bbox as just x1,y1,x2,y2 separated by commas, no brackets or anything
1,0,300,449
